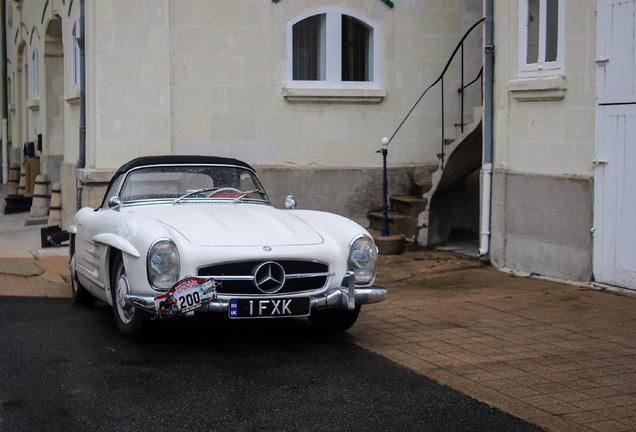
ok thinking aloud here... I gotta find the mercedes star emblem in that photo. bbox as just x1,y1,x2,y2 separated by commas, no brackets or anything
253,261,285,293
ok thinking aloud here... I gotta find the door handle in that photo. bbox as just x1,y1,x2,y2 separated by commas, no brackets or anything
592,158,608,165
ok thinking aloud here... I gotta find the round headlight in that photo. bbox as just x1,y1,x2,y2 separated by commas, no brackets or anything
347,235,378,285
147,239,180,290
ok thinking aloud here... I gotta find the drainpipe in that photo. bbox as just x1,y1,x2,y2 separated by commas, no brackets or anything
76,0,86,210
477,0,494,257
1,0,8,184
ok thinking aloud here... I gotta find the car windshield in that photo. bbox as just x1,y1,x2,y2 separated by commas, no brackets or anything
112,165,269,205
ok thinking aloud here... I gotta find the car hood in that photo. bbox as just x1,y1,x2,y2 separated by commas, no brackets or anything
128,204,324,247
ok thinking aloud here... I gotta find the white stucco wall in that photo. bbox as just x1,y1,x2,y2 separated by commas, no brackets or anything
493,0,597,177
84,0,483,170
5,0,484,225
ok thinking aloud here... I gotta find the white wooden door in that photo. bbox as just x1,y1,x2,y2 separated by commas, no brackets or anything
594,0,636,289
594,105,636,288
596,0,636,105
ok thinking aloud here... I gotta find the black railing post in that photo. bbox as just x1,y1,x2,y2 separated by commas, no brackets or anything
441,76,445,167
461,43,465,133
377,138,390,236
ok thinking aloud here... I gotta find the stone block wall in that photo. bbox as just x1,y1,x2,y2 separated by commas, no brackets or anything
490,170,593,282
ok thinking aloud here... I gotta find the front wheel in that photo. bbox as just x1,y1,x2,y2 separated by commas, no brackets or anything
308,306,361,332
111,253,149,340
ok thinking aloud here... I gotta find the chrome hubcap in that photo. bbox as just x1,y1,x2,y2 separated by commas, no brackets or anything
115,273,134,324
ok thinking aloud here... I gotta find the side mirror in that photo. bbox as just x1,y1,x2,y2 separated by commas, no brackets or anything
108,196,122,212
284,195,297,210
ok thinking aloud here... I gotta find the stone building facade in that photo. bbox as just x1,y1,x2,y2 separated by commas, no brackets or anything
2,0,483,230
8,0,631,289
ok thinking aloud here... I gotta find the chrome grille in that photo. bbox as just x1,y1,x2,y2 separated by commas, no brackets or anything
197,260,332,295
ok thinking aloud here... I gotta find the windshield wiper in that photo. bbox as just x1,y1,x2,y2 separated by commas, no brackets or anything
233,189,262,203
173,187,219,204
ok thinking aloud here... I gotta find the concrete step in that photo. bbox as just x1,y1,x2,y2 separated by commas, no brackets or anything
368,211,407,229
414,179,433,196
368,211,417,239
454,123,472,136
411,164,439,183
366,163,438,251
368,229,404,255
391,196,428,218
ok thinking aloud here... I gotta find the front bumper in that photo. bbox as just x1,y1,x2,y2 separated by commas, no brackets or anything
125,271,387,315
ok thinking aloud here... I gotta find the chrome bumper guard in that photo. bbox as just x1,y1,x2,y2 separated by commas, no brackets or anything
125,271,387,314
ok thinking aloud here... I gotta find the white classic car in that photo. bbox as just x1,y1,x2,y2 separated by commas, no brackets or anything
69,156,387,339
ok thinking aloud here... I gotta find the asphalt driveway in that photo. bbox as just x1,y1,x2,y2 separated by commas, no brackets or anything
0,296,541,431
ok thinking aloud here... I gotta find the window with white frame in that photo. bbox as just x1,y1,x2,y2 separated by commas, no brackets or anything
71,16,81,87
31,47,39,98
288,8,379,87
518,0,564,77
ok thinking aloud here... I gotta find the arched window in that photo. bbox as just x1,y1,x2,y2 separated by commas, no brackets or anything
31,47,39,98
288,8,378,87
71,16,81,87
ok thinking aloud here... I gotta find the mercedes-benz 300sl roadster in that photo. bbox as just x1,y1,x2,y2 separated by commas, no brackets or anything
68,155,387,339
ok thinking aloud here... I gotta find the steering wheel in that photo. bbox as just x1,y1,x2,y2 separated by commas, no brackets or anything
206,187,243,198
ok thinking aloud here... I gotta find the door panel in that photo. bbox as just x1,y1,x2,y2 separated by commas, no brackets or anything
594,105,636,288
597,0,636,104
594,0,636,289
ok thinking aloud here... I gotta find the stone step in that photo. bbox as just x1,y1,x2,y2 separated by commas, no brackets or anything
366,163,439,251
368,211,417,239
390,195,428,218
368,229,404,255
454,122,472,136
414,179,433,196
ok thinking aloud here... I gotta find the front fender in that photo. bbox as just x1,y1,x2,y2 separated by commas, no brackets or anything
92,233,140,258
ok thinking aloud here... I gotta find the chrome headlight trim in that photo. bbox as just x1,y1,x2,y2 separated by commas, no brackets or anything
147,238,180,291
347,234,378,285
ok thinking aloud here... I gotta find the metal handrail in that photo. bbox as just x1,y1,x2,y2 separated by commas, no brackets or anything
459,67,484,97
459,67,484,133
386,17,486,167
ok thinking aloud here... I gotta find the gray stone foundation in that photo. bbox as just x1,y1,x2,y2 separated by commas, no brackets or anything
490,170,593,282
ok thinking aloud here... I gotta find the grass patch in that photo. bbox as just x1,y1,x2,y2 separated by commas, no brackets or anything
489,404,505,413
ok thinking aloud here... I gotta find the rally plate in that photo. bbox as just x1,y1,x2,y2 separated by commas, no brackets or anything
229,297,310,319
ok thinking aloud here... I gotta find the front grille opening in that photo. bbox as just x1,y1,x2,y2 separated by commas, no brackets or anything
198,260,329,295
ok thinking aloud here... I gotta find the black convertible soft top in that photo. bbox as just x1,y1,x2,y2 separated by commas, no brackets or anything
99,155,258,209
114,155,255,176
